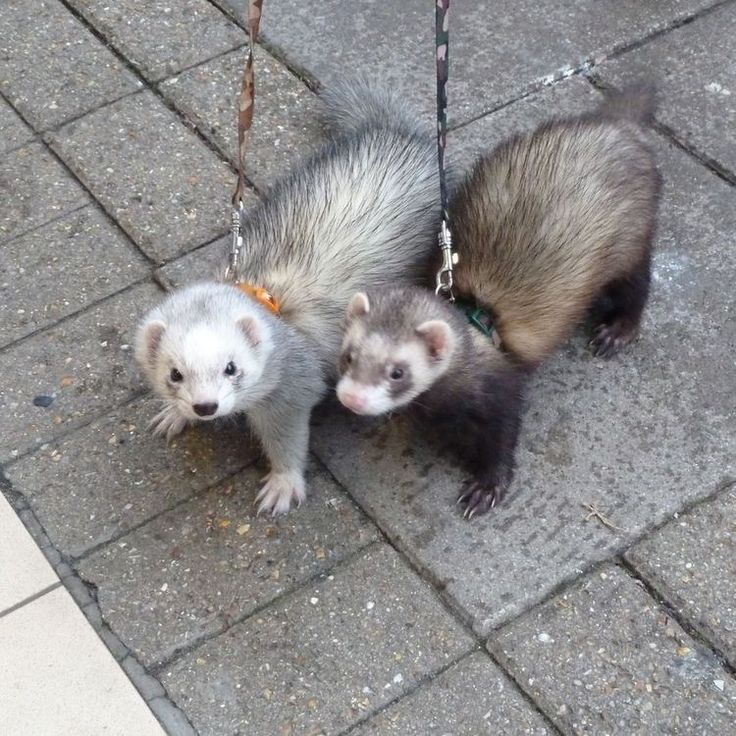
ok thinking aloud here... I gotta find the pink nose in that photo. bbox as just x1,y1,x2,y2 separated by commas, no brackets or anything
339,391,366,413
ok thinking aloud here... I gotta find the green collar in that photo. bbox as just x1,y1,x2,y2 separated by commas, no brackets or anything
453,297,496,339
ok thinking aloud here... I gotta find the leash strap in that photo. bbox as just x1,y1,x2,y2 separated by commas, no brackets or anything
227,0,264,279
434,0,458,298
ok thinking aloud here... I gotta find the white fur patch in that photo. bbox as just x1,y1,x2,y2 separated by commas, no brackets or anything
336,376,395,416
256,470,306,515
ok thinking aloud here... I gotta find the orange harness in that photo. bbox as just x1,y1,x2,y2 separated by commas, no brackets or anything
234,282,281,316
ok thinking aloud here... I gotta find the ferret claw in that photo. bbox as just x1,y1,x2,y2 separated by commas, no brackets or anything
148,405,188,440
255,471,306,516
456,480,506,520
589,321,636,359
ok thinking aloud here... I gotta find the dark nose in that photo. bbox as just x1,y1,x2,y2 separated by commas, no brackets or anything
193,402,218,417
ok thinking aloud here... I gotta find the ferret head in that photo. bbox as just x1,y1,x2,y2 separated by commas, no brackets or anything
336,291,456,416
135,283,274,423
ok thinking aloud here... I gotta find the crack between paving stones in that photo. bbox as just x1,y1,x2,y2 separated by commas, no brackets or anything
0,462,194,735
54,0,259,199
618,557,736,679
0,390,148,471
0,275,156,357
0,91,162,271
311,454,736,731
70,456,261,564
0,582,63,620
201,0,322,93
335,647,480,736
307,451,566,733
583,75,736,187
148,539,382,676
0,201,91,252
451,0,736,133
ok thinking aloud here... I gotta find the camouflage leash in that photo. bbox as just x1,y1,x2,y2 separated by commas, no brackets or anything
226,0,264,281
434,0,458,299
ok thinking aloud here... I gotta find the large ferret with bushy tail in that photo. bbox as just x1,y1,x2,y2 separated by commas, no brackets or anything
135,79,442,515
336,86,662,518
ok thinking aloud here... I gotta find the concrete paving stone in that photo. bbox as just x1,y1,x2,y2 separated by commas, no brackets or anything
0,586,165,736
49,91,239,262
311,81,736,637
0,97,34,154
0,492,58,613
449,76,600,172
160,46,323,189
0,282,160,462
216,0,721,127
6,393,258,558
156,235,228,291
351,651,552,736
78,459,378,668
0,0,141,130
625,486,736,670
67,0,244,82
0,205,149,348
489,565,736,735
1,141,90,244
161,543,474,736
598,2,736,176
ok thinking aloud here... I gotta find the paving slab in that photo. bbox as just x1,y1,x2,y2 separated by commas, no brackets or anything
156,235,228,290
49,91,241,262
0,0,141,130
311,81,736,636
161,543,474,736
0,282,160,462
215,0,723,127
0,97,34,154
450,76,600,172
0,492,58,613
598,2,736,176
625,486,736,670
0,586,164,736
6,394,258,558
160,46,323,190
351,651,552,736
67,0,244,82
78,459,378,667
1,142,90,244
0,205,149,348
489,565,736,735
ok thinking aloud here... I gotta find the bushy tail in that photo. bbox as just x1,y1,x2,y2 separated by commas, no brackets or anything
319,76,425,136
597,83,657,125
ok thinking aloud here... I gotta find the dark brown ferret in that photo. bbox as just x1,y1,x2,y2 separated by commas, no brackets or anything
336,86,662,518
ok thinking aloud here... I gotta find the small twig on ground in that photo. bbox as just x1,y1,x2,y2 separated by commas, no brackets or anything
581,502,632,533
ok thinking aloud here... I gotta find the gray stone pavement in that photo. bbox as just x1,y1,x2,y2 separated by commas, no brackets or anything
1,1,735,734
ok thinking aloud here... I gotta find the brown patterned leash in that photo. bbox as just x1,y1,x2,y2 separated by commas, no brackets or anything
434,0,458,299
226,0,264,281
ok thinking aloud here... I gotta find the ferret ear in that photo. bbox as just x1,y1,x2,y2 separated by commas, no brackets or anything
238,315,261,347
416,320,454,361
347,292,370,319
138,320,166,365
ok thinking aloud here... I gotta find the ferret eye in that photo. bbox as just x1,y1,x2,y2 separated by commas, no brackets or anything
224,361,237,376
170,368,183,382
389,367,404,381
345,353,353,365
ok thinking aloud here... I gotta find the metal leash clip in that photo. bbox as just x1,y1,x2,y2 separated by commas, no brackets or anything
225,201,244,281
435,220,458,298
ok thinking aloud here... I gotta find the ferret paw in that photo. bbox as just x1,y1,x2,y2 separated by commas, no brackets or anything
589,321,637,358
256,471,306,516
457,480,507,520
148,405,189,441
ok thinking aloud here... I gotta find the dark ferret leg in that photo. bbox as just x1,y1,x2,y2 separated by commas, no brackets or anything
455,372,525,519
590,252,652,358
